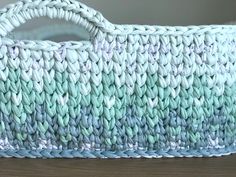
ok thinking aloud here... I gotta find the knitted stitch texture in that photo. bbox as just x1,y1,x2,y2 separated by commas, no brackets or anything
0,0,235,158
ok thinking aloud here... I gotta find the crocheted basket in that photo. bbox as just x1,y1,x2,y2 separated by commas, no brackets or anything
0,0,235,158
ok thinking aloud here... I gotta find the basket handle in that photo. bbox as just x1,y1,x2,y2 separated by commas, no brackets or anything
0,0,114,38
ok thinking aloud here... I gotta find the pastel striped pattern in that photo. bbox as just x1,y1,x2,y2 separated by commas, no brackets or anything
0,0,235,158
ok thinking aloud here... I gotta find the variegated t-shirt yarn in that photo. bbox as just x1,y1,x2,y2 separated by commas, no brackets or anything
0,0,235,158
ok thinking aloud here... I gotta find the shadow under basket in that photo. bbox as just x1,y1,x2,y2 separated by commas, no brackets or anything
0,0,235,158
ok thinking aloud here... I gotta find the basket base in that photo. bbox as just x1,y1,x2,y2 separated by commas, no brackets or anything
0,146,235,158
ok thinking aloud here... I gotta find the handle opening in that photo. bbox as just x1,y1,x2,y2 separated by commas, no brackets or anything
9,19,90,42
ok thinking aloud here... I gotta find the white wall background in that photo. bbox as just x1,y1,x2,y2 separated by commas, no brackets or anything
80,0,236,25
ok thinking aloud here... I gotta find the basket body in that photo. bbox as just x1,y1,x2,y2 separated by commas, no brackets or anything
0,0,235,158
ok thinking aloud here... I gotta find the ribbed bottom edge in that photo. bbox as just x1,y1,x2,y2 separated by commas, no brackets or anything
0,146,235,158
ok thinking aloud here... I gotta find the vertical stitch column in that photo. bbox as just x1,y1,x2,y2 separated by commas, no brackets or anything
42,50,56,148
45,50,60,147
205,34,224,113
54,48,70,147
157,35,172,149
66,49,81,149
20,48,35,115
134,36,149,148
195,34,213,117
156,35,171,148
88,49,103,150
188,77,202,148
200,33,224,148
200,34,219,148
114,35,127,151
169,35,183,112
126,35,141,149
179,35,199,148
155,35,170,149
78,49,91,149
8,46,26,148
102,37,116,150
125,38,138,149
19,48,36,148
113,42,126,150
194,34,210,148
137,35,155,149
34,50,51,148
158,35,171,119
167,35,184,149
35,106,51,149
145,35,160,149
0,46,10,145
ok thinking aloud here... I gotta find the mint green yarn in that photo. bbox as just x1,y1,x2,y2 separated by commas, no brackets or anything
0,0,234,159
